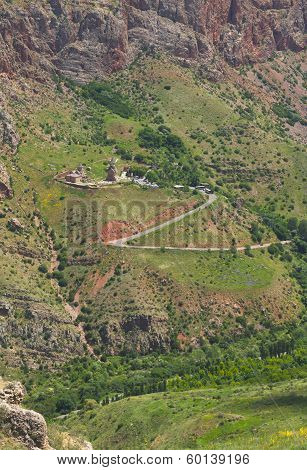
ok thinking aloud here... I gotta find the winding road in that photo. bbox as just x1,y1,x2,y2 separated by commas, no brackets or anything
112,240,291,252
106,193,291,252
107,193,217,247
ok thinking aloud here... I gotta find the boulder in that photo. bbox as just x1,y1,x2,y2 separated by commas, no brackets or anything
0,382,25,405
0,381,50,450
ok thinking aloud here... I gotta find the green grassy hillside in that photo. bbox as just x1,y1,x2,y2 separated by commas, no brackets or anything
1,43,306,372
2,53,304,358
56,379,307,450
0,3,306,452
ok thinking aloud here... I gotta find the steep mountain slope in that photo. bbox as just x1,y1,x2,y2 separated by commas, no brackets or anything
0,56,305,361
0,0,306,364
0,0,306,452
0,0,305,82
0,84,85,367
0,197,85,367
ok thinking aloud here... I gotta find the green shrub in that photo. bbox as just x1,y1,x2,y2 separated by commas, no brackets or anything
138,127,163,149
272,102,302,126
298,220,307,241
38,264,48,274
81,82,133,118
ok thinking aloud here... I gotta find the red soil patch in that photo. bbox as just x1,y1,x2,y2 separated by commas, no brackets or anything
145,199,199,229
101,199,200,243
91,266,115,296
177,332,188,350
101,220,142,243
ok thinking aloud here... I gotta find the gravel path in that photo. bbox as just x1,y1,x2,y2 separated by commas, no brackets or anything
112,240,291,252
107,193,217,246
106,193,291,252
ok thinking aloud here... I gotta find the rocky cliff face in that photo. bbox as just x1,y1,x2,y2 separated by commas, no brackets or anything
0,381,50,449
0,0,305,83
99,313,170,355
0,294,85,368
0,107,20,153
0,163,12,200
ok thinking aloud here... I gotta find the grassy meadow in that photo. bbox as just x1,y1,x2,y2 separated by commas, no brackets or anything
54,379,307,450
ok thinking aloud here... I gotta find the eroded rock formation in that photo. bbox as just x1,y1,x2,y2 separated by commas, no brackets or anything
99,313,170,355
0,108,20,152
0,294,85,368
0,381,50,449
0,163,13,200
0,0,304,82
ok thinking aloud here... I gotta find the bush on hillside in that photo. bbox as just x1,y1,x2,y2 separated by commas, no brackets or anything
81,82,133,118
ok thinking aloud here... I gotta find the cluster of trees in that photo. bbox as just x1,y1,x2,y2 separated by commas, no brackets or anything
251,209,307,251
289,218,307,254
267,242,292,262
288,217,307,239
168,350,306,391
138,126,185,155
272,102,304,127
136,126,203,186
23,319,306,418
38,243,69,288
250,208,293,242
112,125,204,187
262,211,290,240
115,147,133,161
81,82,133,119
250,222,265,243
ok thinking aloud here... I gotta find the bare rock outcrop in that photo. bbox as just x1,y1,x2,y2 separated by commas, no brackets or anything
0,0,304,83
98,313,170,355
0,294,85,368
0,381,49,449
0,108,20,153
0,163,13,200
0,381,25,405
